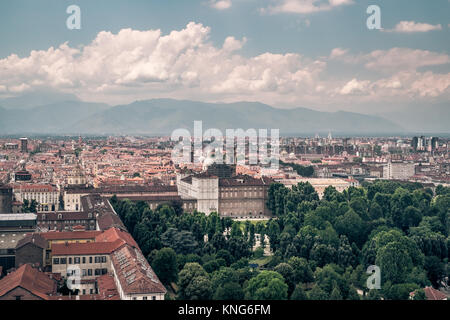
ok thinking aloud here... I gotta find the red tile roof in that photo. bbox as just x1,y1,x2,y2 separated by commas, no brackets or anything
0,264,57,299
95,227,138,248
52,239,125,256
97,274,120,300
424,286,447,300
110,245,166,295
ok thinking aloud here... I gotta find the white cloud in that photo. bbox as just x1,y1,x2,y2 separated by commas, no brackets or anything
261,0,353,15
386,21,442,33
0,23,448,107
339,78,370,95
329,47,450,72
364,48,450,72
329,48,348,59
0,22,324,104
209,0,232,10
222,36,247,52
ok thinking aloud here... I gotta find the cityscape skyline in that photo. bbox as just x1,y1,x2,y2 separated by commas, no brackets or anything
0,1,449,305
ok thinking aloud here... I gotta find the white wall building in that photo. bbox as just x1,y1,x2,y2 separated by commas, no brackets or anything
383,161,416,180
177,173,219,215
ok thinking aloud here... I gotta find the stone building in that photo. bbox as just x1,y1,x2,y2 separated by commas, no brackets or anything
15,233,47,268
0,264,58,300
177,172,272,217
13,184,60,212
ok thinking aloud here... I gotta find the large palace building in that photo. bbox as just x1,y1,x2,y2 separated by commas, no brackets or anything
177,171,272,218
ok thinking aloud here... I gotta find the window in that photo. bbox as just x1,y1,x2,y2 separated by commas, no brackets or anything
95,269,101,276
82,257,86,264
89,257,92,263
82,289,86,295
94,256,100,263
69,257,72,264
102,256,107,263
15,296,22,300
152,296,156,300
53,258,59,265
60,258,67,264
74,257,80,264
88,269,92,276
143,297,147,300
82,269,87,276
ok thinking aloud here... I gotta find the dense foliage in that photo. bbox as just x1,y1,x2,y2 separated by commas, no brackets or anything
111,181,449,300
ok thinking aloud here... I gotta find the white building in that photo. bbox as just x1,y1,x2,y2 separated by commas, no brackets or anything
383,161,416,180
177,173,219,215
276,177,356,199
13,184,60,212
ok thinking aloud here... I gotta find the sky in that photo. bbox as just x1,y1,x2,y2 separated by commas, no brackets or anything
0,0,449,114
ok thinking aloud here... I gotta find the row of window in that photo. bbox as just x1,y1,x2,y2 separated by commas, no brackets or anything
53,256,107,265
67,268,107,277
133,296,157,300
221,191,263,198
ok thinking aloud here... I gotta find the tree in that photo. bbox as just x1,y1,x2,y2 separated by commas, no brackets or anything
22,199,38,213
216,249,233,266
151,248,178,284
290,285,308,300
185,276,212,300
307,285,328,300
369,202,383,220
211,267,239,288
274,263,295,294
411,289,426,300
330,285,343,300
161,228,198,255
376,241,413,284
177,263,210,300
227,237,251,260
383,283,419,300
287,257,314,284
424,256,446,287
244,271,288,300
334,209,366,247
213,282,244,300
366,289,382,300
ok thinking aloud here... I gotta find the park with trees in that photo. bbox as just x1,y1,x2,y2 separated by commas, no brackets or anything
110,180,449,300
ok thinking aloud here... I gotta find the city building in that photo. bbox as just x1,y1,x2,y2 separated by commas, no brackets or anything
0,264,58,300
15,233,47,268
50,227,166,299
20,138,28,153
177,172,272,217
0,184,13,213
13,184,60,212
276,177,356,199
0,213,37,272
383,161,416,180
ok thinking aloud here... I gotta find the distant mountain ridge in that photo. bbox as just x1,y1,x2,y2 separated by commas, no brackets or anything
0,98,404,135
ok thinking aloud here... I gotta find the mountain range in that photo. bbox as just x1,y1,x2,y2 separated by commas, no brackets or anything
0,98,402,136
0,95,447,136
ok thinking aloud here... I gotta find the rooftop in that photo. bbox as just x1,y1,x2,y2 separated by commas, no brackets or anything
0,213,37,222
110,244,166,295
0,264,57,299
